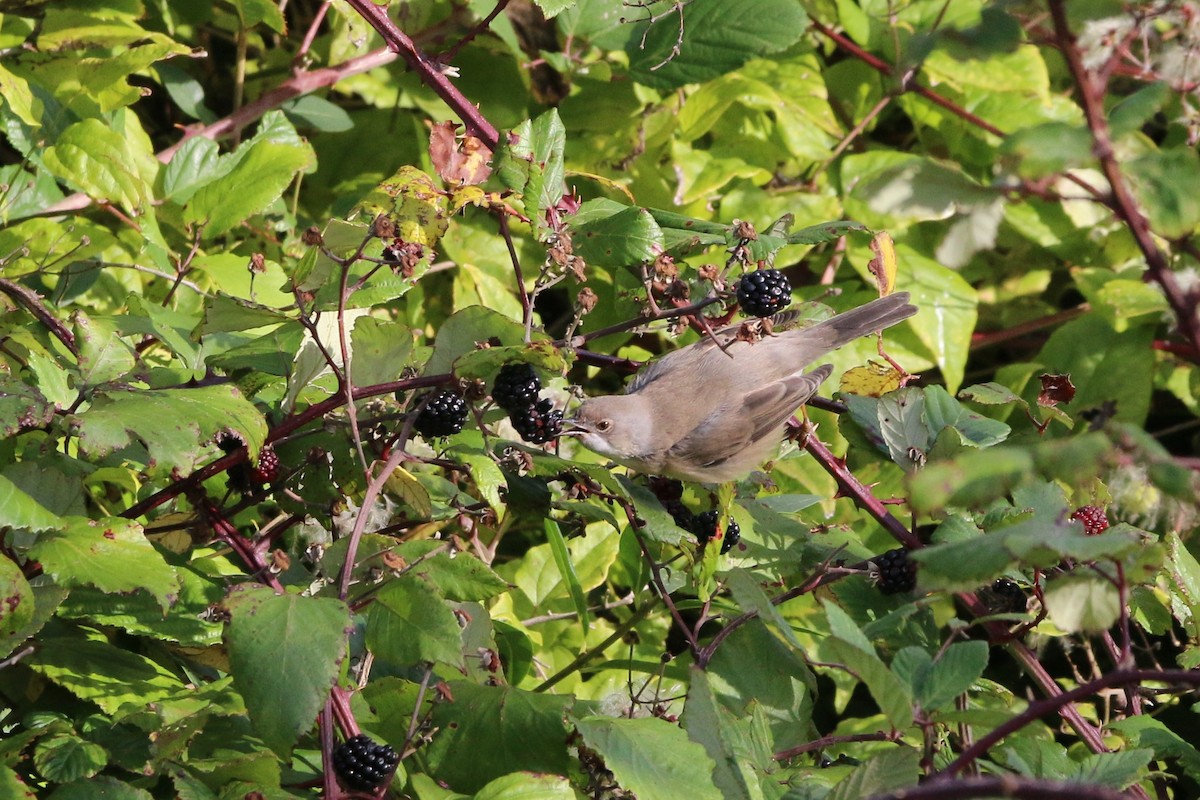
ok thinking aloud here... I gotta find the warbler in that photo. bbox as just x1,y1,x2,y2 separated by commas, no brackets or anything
566,292,917,482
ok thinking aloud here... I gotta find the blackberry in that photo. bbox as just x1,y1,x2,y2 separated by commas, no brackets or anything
332,734,399,792
492,363,542,412
663,499,695,532
413,390,468,438
736,269,792,317
1070,505,1109,535
249,444,280,484
510,398,563,444
691,510,740,554
872,548,917,595
981,578,1027,615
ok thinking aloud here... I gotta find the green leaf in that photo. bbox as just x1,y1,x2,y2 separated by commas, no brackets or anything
185,139,313,237
75,385,267,477
908,447,1034,513
922,385,1010,448
999,122,1094,179
473,773,574,800
0,474,62,532
495,110,565,232
822,601,912,729
627,0,807,89
424,306,531,377
1069,749,1155,789
74,312,137,387
1043,575,1122,633
400,543,510,602
911,536,1013,592
34,732,107,783
28,638,186,716
877,387,930,470
425,683,578,792
0,554,34,658
544,519,589,634
281,95,354,132
47,776,154,800
921,641,988,712
725,568,800,649
898,245,978,393
366,578,465,669
0,765,35,799
573,715,722,800
684,667,763,800
224,586,351,755
1037,316,1154,424
1125,148,1200,239
161,136,221,203
0,378,54,436
826,747,920,800
43,118,155,214
29,517,179,610
568,199,665,267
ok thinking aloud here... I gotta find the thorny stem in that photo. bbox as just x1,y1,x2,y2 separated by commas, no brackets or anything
938,668,1200,780
1046,0,1200,363
0,277,78,356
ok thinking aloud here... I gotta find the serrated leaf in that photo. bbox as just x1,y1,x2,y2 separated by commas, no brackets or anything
455,447,506,512
474,772,574,800
495,110,565,232
75,385,267,477
725,568,800,649
74,312,137,387
161,136,222,203
351,165,450,247
1043,575,1121,633
385,465,434,518
28,638,186,715
425,683,578,792
627,0,807,89
29,517,179,610
366,578,464,669
922,385,1010,448
684,666,763,800
877,388,929,470
823,602,912,729
0,378,54,436
43,119,155,214
224,586,351,756
922,641,989,712
0,554,34,658
573,716,722,800
826,747,920,800
0,474,62,532
911,535,1013,592
185,139,313,237
34,732,107,783
401,543,510,602
568,199,665,267
45,776,154,800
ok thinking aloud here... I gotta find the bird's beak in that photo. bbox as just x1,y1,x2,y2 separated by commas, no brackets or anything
559,417,588,437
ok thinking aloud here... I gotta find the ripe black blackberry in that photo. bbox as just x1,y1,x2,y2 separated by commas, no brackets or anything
691,510,740,554
249,444,280,484
872,548,917,595
510,398,563,444
332,734,399,792
981,578,1027,615
736,269,792,317
1070,505,1109,535
413,391,468,438
492,363,542,412
663,499,695,532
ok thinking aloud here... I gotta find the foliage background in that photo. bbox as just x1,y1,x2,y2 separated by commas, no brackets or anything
2,0,1200,798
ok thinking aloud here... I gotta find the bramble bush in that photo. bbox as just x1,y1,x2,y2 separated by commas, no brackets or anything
2,1,1200,799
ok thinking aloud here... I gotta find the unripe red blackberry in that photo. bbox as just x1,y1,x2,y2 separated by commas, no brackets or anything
1070,505,1109,535
872,548,917,595
492,363,542,412
691,510,740,554
332,734,399,792
414,390,468,438
510,398,563,444
736,269,792,317
249,444,280,484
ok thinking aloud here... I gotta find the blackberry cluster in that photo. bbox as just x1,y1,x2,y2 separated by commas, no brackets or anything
510,398,563,444
332,734,399,792
736,269,792,317
492,363,542,412
1070,505,1109,535
873,548,917,595
691,510,741,555
413,390,468,438
249,444,280,484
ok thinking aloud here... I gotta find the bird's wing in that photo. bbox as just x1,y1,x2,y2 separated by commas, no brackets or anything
665,365,832,471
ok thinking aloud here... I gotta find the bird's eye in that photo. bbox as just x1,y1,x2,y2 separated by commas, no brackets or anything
597,419,613,432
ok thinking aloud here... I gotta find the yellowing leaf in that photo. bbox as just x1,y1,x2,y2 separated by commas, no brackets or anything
868,231,899,295
385,466,433,518
840,361,904,397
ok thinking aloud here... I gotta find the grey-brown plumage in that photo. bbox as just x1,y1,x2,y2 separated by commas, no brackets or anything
566,292,918,482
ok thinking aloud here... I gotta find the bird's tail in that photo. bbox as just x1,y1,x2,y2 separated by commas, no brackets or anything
809,292,917,350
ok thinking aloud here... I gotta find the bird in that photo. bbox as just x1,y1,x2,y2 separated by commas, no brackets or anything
565,292,917,482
